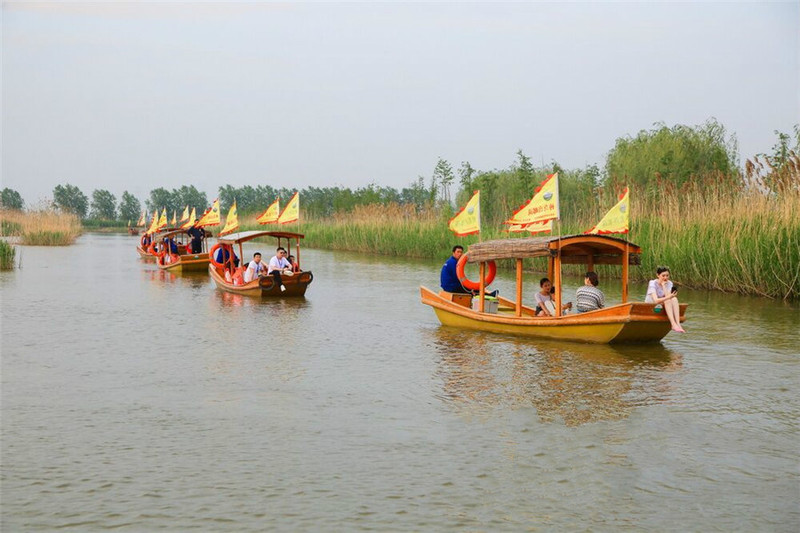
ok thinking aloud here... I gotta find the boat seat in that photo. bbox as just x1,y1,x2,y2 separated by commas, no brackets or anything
439,291,473,308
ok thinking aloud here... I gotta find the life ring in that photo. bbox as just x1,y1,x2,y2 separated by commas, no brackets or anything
456,252,496,291
209,243,224,267
259,276,275,291
148,241,165,258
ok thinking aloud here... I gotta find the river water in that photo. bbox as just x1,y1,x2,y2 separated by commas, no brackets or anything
2,233,798,531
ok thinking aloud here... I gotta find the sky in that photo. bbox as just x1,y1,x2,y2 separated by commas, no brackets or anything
2,1,798,207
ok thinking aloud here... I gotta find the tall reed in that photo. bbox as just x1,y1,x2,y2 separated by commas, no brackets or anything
0,210,83,245
0,240,15,270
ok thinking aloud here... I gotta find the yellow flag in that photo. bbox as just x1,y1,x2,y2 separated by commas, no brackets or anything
256,199,280,225
171,210,177,225
504,173,560,226
181,207,197,229
146,212,159,234
585,187,630,235
505,219,553,235
180,206,189,222
195,199,221,227
448,191,480,236
137,211,146,226
277,192,299,224
157,208,168,230
219,202,239,236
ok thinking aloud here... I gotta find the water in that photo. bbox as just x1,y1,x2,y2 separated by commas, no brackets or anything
2,233,798,531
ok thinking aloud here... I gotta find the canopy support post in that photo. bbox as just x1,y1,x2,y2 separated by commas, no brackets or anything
515,258,523,317
622,243,629,303
479,262,486,313
554,243,563,317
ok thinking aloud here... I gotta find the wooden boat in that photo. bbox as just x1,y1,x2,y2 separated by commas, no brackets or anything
136,227,183,262
208,230,313,297
420,235,687,344
155,229,211,273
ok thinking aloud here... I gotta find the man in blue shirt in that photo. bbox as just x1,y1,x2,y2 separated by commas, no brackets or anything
441,245,469,293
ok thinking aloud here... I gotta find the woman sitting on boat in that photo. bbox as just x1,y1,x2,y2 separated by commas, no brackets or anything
646,266,685,333
535,278,572,316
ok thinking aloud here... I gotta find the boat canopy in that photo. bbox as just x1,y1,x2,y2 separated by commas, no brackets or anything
467,234,641,265
151,227,184,239
216,230,305,245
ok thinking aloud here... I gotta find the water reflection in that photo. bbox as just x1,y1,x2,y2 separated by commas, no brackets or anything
431,327,683,426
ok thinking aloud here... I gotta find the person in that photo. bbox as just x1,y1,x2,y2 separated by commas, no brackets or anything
243,252,267,283
287,254,300,272
164,237,179,254
268,247,294,292
440,245,497,296
534,277,572,316
186,221,206,254
646,266,685,333
575,271,605,313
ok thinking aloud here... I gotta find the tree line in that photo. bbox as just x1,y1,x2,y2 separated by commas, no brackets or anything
2,119,796,224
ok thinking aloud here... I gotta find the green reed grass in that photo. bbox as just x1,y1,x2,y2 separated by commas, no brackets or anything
0,209,82,246
0,240,15,270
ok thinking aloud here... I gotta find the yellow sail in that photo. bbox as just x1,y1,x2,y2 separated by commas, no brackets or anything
146,212,159,234
277,192,299,224
181,207,197,229
585,188,629,235
157,208,168,230
219,202,239,236
136,211,146,226
180,206,190,222
504,173,559,226
256,199,280,225
171,210,177,225
196,199,221,227
448,191,480,236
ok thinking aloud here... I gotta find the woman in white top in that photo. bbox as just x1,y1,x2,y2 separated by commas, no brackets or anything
646,266,685,333
534,278,572,316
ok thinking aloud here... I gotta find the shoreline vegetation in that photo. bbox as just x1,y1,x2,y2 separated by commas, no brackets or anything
0,210,83,246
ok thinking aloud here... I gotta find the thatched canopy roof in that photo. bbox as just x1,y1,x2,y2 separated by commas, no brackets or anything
217,230,304,244
467,234,641,265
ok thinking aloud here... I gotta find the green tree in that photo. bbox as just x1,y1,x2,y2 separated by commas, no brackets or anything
515,149,535,195
90,189,117,220
1,188,24,210
146,187,176,214
174,185,208,214
433,157,454,204
53,184,88,218
604,118,738,192
118,191,141,222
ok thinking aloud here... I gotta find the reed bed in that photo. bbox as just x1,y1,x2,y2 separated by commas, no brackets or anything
0,240,15,270
0,209,83,245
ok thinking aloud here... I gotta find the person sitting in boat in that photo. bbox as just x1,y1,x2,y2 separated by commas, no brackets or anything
268,247,294,292
164,237,179,254
142,233,152,247
646,266,685,333
243,252,268,283
575,271,605,313
287,255,300,272
535,277,572,316
440,245,497,297
186,221,206,254
214,246,239,268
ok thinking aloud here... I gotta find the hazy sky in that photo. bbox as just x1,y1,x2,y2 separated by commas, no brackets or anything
2,1,798,207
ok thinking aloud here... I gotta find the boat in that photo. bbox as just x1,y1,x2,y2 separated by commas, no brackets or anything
136,227,182,262
420,234,687,344
154,229,211,273
208,230,313,297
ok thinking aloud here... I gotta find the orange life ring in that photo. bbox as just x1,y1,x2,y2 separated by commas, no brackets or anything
456,252,496,291
209,243,225,267
148,241,165,258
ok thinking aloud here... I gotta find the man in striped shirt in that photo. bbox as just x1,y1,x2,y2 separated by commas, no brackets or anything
575,271,605,312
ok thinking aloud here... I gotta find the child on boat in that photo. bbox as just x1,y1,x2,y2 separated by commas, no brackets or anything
534,277,572,316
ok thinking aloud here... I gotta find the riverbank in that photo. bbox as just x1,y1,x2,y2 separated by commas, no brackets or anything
0,209,83,246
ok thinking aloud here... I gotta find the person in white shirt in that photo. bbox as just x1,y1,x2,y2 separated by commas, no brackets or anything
268,247,293,292
243,252,266,283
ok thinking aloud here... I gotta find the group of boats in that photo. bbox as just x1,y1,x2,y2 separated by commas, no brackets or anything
137,228,314,297
137,228,685,344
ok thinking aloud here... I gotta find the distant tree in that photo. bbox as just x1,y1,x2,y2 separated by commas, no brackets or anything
1,188,24,210
458,161,476,193
764,125,800,170
90,189,117,220
433,157,454,204
515,150,535,195
146,187,176,214
118,191,141,222
173,185,208,214
604,118,738,191
53,184,88,218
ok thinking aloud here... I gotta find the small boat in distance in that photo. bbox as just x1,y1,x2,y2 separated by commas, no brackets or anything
155,229,211,273
420,234,687,344
208,230,313,297
136,227,181,262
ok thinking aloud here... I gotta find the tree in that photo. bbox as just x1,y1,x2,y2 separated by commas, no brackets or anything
118,191,141,222
433,157,454,204
90,189,117,220
173,185,208,214
459,161,476,192
515,150,534,195
146,187,175,214
1,188,24,210
53,184,88,218
604,118,738,191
